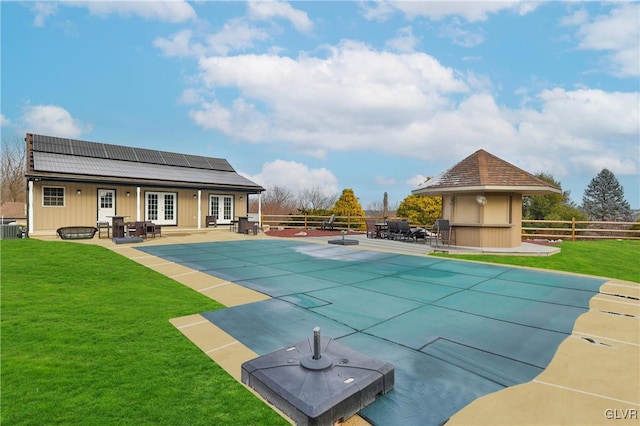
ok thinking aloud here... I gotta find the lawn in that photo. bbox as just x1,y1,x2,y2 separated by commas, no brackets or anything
1,239,288,426
433,240,640,283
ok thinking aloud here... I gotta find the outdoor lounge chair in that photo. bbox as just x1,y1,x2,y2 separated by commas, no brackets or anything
321,214,335,230
386,220,402,239
397,220,425,241
396,220,415,240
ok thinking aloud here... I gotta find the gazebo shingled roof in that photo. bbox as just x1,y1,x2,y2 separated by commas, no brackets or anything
412,149,561,195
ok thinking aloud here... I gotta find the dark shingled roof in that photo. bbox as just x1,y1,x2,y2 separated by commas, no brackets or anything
413,149,560,195
27,134,264,192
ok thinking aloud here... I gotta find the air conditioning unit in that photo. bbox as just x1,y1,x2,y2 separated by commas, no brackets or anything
0,224,24,239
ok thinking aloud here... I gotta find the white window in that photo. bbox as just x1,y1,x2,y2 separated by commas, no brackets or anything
43,186,65,207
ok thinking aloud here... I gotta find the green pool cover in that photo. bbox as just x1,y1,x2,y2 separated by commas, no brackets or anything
138,240,605,425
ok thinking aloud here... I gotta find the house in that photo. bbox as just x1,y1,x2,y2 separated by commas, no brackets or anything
25,133,265,235
412,149,560,248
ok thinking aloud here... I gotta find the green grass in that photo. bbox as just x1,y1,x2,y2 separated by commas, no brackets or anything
1,239,287,426
433,240,640,283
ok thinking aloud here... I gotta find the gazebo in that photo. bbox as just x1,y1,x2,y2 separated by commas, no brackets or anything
412,149,560,248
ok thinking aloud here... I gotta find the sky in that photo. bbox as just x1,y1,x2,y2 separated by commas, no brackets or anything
2,1,639,210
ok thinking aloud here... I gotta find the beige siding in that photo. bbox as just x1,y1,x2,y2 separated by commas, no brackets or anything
483,195,510,224
445,192,524,248
453,195,480,224
32,181,251,234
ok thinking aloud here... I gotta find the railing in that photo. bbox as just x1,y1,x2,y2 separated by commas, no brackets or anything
260,214,640,241
261,214,369,231
522,219,640,241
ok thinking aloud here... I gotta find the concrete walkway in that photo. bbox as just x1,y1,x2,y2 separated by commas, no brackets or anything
36,229,639,425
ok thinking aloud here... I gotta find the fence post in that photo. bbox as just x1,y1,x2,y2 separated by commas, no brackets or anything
571,217,575,241
304,214,307,230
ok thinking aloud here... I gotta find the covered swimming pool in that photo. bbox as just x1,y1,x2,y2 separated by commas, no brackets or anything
137,239,605,425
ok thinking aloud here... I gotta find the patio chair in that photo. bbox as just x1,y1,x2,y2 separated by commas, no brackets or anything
433,219,455,246
126,222,144,238
365,219,377,238
321,214,335,231
145,221,161,238
205,215,217,228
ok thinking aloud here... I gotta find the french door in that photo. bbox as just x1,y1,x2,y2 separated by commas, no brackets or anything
209,195,233,224
145,192,176,225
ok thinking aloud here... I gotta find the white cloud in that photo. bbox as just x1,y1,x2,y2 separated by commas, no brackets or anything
247,1,313,33
205,19,271,56
185,40,637,185
69,0,196,23
438,18,484,48
386,26,419,53
565,3,640,77
407,175,428,188
246,160,339,196
21,105,92,138
370,1,538,22
31,0,196,25
155,19,272,57
508,88,639,177
154,29,205,57
0,113,11,126
31,2,58,27
190,41,468,152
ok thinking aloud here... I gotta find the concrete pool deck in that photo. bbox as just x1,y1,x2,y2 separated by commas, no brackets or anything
37,229,639,425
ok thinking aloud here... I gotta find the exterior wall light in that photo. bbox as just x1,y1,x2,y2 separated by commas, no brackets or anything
76,189,82,196
475,195,487,205
126,192,131,197
193,194,197,199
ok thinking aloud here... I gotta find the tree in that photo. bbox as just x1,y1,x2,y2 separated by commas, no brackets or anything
254,185,297,215
523,173,586,221
332,188,366,228
582,169,632,221
1,137,27,204
367,200,398,217
297,186,337,212
397,195,442,226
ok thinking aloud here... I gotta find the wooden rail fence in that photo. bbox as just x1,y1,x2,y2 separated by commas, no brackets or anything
259,214,640,241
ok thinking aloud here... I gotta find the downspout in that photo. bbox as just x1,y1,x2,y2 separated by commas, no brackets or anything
197,189,202,229
136,187,141,221
28,180,34,235
258,191,262,227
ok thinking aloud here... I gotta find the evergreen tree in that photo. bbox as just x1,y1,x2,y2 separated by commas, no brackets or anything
397,195,442,225
582,169,631,221
523,173,586,221
332,189,366,229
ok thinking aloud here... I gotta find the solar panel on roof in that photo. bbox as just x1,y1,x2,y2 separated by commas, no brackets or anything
70,139,106,158
161,152,190,167
208,158,235,172
134,148,165,164
33,135,73,154
183,154,212,169
105,145,137,161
